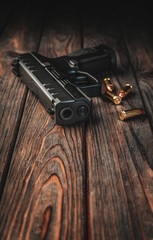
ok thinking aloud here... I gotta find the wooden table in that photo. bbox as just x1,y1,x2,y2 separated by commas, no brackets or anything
0,2,153,240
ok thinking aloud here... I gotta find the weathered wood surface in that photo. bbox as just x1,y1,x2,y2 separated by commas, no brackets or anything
0,4,44,194
0,3,153,240
84,4,153,240
0,4,87,240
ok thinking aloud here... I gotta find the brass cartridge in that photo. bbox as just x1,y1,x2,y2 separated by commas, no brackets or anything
119,84,133,98
105,91,122,105
119,108,144,120
104,77,114,92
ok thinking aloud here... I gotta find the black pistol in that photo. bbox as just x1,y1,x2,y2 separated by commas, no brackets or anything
12,45,116,126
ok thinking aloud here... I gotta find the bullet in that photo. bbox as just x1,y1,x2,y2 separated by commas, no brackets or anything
119,84,133,98
119,108,144,120
104,77,114,92
105,91,122,105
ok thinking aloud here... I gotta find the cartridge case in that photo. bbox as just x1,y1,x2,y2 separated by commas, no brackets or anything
119,84,133,98
104,77,114,92
119,108,144,120
105,91,122,105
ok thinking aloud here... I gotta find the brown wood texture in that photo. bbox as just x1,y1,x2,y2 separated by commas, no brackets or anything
118,5,153,129
0,3,153,240
84,3,153,240
0,4,44,192
0,4,87,240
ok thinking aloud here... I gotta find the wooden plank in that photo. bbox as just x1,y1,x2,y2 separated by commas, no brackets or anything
83,4,153,240
0,5,44,196
0,5,87,240
116,3,153,130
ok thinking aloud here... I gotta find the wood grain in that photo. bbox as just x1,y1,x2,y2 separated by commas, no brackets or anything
0,5,87,240
117,3,153,130
0,104,84,239
83,4,153,240
0,5,44,196
0,3,153,240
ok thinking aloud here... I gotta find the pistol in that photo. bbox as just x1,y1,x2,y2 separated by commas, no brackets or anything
12,44,116,125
